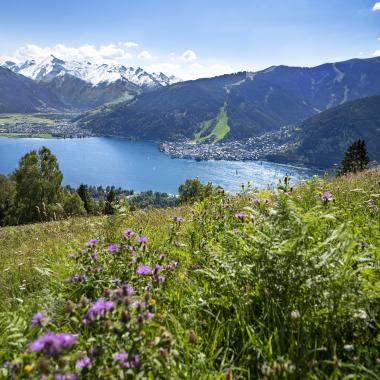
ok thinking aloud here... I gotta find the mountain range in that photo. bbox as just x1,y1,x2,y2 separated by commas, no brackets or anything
79,57,380,142
1,56,181,110
1,55,380,168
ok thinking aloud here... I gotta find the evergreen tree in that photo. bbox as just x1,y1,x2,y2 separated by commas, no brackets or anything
77,184,92,214
337,139,370,176
104,188,116,215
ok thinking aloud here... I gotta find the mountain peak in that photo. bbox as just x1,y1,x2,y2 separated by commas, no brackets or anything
5,58,182,88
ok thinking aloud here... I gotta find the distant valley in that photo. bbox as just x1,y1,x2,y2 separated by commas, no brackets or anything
1,56,380,168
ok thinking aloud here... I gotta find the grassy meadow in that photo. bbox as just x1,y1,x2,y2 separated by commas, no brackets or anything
0,169,379,379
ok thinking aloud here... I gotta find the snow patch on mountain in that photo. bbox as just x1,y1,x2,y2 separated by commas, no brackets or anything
1,55,182,88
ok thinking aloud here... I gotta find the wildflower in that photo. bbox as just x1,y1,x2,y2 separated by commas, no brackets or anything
153,264,161,274
86,298,113,320
107,243,120,252
132,355,140,365
54,374,78,380
29,332,77,355
65,274,86,283
344,344,354,352
173,216,185,222
114,352,128,362
136,265,152,275
291,310,301,320
123,228,136,239
321,191,333,202
159,252,168,261
136,235,148,244
76,356,91,369
254,197,260,205
235,212,245,220
165,260,178,270
85,239,99,247
24,364,33,374
121,284,134,296
31,312,49,327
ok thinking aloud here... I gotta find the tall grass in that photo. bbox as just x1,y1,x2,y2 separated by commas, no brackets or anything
0,170,379,379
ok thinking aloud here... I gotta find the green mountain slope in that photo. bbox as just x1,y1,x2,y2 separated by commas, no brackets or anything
269,95,380,168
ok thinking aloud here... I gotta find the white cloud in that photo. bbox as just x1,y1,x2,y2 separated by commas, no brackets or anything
138,50,153,60
124,42,139,48
374,49,380,56
16,44,50,60
373,2,380,11
13,43,135,63
181,49,198,61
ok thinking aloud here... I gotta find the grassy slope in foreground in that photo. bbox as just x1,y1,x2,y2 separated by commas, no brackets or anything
0,169,379,379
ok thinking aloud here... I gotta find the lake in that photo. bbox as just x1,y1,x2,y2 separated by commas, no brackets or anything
0,137,318,194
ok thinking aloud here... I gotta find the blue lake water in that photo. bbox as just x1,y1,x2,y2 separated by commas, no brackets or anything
0,137,318,194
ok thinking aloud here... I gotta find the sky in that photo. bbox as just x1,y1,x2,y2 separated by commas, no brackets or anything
0,0,379,79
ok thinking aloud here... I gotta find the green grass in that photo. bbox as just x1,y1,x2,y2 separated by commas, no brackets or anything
194,104,230,143
0,133,53,139
0,170,379,379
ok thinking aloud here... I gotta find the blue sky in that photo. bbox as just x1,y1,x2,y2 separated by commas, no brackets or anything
0,0,379,79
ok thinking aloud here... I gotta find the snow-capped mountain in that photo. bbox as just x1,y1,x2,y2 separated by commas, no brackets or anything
1,55,181,88
0,56,182,110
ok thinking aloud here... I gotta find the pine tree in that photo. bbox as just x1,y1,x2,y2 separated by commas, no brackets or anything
337,139,370,176
104,188,116,215
77,184,92,214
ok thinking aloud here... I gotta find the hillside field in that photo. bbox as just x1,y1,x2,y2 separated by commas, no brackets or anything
0,169,379,379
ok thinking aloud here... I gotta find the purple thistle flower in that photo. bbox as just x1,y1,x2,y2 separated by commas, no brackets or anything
235,212,245,220
153,264,161,275
136,265,152,275
165,260,178,271
173,216,185,222
29,332,77,355
132,354,140,365
55,374,78,380
321,191,333,202
114,352,128,362
86,298,113,320
159,252,168,261
254,197,260,205
107,243,121,252
91,252,98,260
76,356,91,369
123,228,136,239
85,239,99,247
122,284,134,296
65,274,86,283
136,235,148,244
31,312,49,327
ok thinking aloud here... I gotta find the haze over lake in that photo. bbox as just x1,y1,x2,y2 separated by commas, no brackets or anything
0,137,316,193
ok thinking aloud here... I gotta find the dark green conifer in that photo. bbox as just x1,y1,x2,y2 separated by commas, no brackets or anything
337,139,370,176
